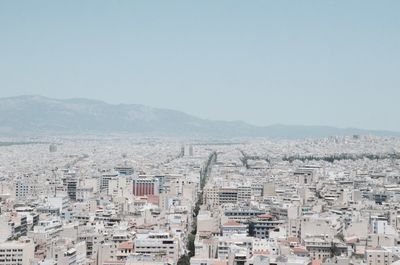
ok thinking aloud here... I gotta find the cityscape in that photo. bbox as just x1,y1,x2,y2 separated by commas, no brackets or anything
1,135,400,265
1,1,400,265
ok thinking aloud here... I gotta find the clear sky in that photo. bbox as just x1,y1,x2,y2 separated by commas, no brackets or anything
0,1,399,130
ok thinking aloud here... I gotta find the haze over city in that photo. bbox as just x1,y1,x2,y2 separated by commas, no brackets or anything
1,1,400,130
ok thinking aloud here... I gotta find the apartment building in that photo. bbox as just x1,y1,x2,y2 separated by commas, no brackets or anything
365,248,395,265
132,177,160,196
134,233,179,263
0,238,34,265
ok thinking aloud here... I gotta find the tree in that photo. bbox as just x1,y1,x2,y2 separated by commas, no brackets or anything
177,255,190,265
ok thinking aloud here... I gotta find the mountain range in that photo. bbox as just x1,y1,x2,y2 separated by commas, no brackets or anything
0,95,398,138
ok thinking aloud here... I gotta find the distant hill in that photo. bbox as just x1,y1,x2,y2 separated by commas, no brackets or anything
0,95,398,138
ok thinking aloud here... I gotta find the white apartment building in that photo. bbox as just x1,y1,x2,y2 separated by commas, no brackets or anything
100,172,119,191
237,186,252,202
28,218,63,242
0,238,34,265
47,241,86,265
0,214,27,242
134,233,180,264
221,220,248,237
14,181,29,201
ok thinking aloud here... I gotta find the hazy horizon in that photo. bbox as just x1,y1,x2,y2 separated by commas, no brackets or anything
1,1,399,131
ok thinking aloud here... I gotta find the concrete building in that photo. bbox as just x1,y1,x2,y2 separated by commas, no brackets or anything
132,177,160,196
134,232,179,264
0,238,34,265
365,247,396,265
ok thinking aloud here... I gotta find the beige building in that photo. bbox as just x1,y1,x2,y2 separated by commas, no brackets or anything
365,248,395,265
0,238,34,265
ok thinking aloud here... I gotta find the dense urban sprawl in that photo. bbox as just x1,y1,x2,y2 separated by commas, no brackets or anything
1,135,400,265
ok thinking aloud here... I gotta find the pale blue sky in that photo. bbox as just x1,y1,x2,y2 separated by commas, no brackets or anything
0,1,399,130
